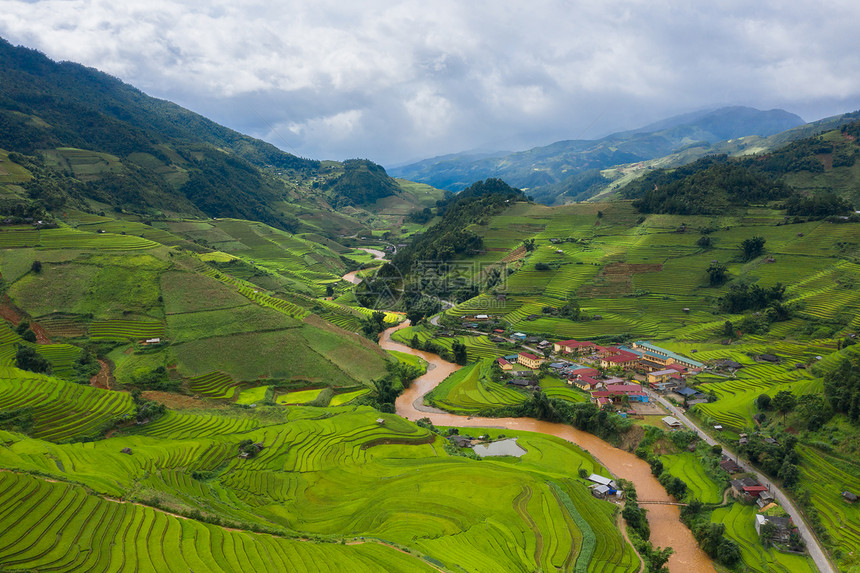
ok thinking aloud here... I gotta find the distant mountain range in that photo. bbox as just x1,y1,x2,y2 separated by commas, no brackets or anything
389,106,807,203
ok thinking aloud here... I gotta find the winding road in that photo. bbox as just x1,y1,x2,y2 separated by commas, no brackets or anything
380,321,715,573
650,391,834,573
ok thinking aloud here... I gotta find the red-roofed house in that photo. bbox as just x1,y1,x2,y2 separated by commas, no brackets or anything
592,383,650,403
573,376,603,391
497,358,513,371
569,367,599,378
518,352,544,369
553,339,596,355
600,351,640,369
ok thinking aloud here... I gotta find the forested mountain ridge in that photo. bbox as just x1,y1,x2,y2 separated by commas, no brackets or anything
0,37,424,234
620,118,860,216
390,106,806,202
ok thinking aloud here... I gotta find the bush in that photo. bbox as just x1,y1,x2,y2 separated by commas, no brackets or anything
14,344,51,374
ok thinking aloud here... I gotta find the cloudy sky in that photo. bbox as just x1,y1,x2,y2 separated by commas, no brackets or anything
1,1,859,165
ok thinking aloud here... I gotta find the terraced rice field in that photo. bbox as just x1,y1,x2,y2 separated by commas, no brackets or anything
132,410,260,440
329,389,370,406
276,389,324,405
0,369,134,441
425,359,526,413
796,445,860,568
0,374,639,573
34,343,83,379
540,376,589,403
391,326,506,361
0,227,159,250
710,503,816,573
187,372,243,399
89,318,165,340
688,341,831,432
235,386,270,405
659,453,724,503
0,324,83,379
0,472,435,573
194,260,310,319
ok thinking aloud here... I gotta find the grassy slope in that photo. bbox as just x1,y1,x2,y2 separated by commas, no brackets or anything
0,382,638,573
0,218,390,392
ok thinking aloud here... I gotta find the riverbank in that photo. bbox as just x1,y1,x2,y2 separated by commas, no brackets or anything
381,322,714,573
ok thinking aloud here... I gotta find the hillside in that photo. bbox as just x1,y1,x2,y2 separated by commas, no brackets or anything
390,106,805,201
0,37,444,238
620,119,860,215
398,195,859,572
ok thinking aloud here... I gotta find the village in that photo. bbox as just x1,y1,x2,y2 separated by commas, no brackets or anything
492,335,706,416
440,320,848,551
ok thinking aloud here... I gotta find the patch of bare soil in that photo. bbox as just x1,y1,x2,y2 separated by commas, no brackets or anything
501,245,526,263
29,322,51,344
0,296,51,343
90,359,113,390
619,424,646,452
0,296,23,325
579,262,663,297
816,152,833,170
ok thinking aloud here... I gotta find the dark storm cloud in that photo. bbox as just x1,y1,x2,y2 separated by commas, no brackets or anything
1,0,859,164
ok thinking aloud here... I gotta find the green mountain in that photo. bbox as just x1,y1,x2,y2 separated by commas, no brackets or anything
620,118,860,215
0,37,441,236
389,106,806,201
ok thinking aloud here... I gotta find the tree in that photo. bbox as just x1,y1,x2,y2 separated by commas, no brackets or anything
716,538,741,566
14,344,51,374
772,390,797,421
647,545,674,573
779,460,800,488
707,261,728,286
560,297,583,321
759,521,777,547
522,239,535,252
452,341,468,365
325,284,334,297
696,235,712,248
406,308,425,325
722,320,735,338
741,236,766,261
411,335,420,349
30,260,42,273
756,393,771,411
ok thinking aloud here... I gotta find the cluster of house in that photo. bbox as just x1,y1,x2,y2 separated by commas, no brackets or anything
727,473,797,543
496,339,705,407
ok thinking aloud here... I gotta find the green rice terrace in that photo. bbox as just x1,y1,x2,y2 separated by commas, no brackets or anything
0,378,640,573
416,198,860,572
1,193,860,572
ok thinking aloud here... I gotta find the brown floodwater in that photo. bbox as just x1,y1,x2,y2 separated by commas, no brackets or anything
381,322,714,573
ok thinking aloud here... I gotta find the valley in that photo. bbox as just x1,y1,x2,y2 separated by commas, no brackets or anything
1,34,860,573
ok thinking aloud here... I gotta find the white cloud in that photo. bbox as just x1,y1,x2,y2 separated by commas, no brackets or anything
1,0,859,164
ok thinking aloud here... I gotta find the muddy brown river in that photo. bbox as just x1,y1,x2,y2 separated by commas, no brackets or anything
381,322,714,573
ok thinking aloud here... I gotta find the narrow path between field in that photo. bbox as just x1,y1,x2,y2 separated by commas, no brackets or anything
649,390,835,573
381,321,715,573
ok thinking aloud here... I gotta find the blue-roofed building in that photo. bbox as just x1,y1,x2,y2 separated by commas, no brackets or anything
632,341,703,369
